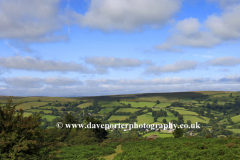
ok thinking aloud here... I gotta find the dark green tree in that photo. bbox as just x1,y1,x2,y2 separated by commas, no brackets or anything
0,97,60,159
172,127,183,138
162,118,167,123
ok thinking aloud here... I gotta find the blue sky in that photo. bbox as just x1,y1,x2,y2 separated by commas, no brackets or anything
0,0,240,97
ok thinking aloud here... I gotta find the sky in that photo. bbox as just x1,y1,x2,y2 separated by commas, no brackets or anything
0,0,240,97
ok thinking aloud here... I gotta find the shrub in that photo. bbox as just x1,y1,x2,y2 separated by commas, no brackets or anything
0,97,60,159
172,127,183,138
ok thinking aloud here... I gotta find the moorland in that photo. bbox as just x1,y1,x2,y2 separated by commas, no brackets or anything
1,91,240,159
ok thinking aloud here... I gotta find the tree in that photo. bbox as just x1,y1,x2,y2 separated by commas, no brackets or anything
199,109,204,116
0,97,60,159
162,118,167,123
178,114,184,124
84,116,108,139
154,116,158,122
147,108,152,112
39,111,44,114
172,127,183,138
187,120,191,126
156,100,160,104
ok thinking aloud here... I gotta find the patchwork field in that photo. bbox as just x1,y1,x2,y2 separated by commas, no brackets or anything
154,103,171,108
99,101,124,108
143,132,173,138
116,108,141,113
41,115,61,121
120,101,156,108
23,112,33,117
77,102,92,108
137,114,154,124
226,129,240,134
98,108,114,114
171,107,198,115
25,109,52,114
231,115,240,123
108,115,129,121
16,102,49,110
156,117,178,123
39,106,65,110
183,116,210,124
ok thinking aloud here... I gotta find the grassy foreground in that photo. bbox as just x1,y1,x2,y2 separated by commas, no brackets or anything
56,137,240,160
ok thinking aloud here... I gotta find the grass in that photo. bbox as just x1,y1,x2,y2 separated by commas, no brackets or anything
171,107,198,115
77,102,92,108
116,108,141,113
99,145,123,160
227,129,240,133
156,117,178,123
143,132,173,138
23,112,33,117
108,115,129,121
120,101,156,108
183,116,210,124
99,108,115,114
22,112,60,121
137,114,154,124
25,109,52,114
154,103,171,108
15,102,49,110
41,115,60,121
231,115,240,123
99,101,124,107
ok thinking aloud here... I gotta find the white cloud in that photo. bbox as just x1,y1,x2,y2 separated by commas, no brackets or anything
68,0,182,32
1,75,240,96
0,56,99,74
155,4,240,51
2,76,83,88
85,56,151,70
208,56,240,66
0,0,67,43
144,60,199,75
206,0,240,9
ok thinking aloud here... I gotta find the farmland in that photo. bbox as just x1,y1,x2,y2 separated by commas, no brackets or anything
2,91,240,159
120,101,156,108
108,115,129,121
137,114,154,124
116,108,141,113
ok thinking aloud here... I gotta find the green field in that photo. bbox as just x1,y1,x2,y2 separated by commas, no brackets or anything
108,115,129,121
154,103,171,108
41,115,61,121
137,114,154,124
143,132,173,138
171,107,198,115
152,107,175,117
39,106,65,110
120,101,156,108
231,115,240,123
183,116,210,124
16,102,49,110
98,108,114,114
156,117,178,123
227,129,240,133
99,101,124,107
77,102,92,108
25,109,52,114
23,112,33,117
116,108,141,113
135,96,169,102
